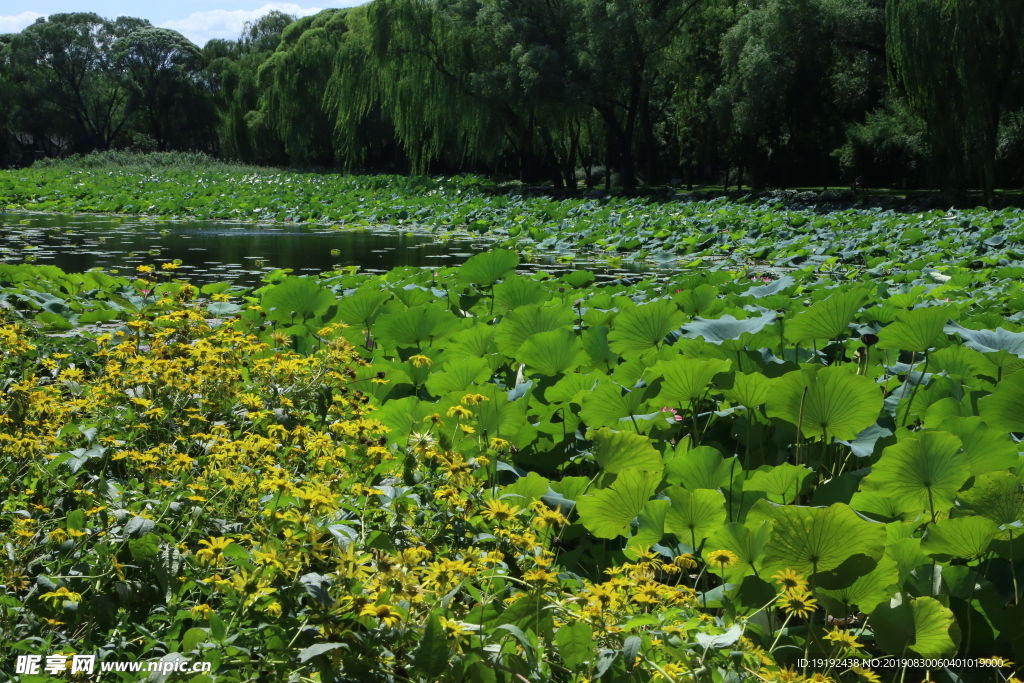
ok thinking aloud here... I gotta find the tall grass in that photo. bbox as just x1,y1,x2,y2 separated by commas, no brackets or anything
32,150,272,174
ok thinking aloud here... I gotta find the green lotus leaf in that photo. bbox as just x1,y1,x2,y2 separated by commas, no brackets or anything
958,471,1024,539
885,537,928,583
859,431,968,515
743,463,813,505
554,621,593,670
850,492,912,521
746,275,795,298
425,356,491,396
446,324,496,358
876,305,953,352
979,370,1024,433
762,503,886,577
703,520,771,583
494,275,546,310
722,371,771,408
581,326,618,369
576,469,661,539
816,554,901,616
261,276,335,321
945,322,1024,357
936,416,1018,475
786,288,868,344
607,299,686,357
664,446,732,490
766,365,882,441
674,284,720,316
374,304,460,348
501,472,550,506
649,357,732,406
494,304,574,357
871,594,961,658
921,516,999,559
458,249,519,286
663,486,727,550
579,382,652,430
927,344,988,379
372,396,434,446
679,311,776,345
561,270,596,288
592,428,664,474
625,499,672,559
516,328,587,376
545,372,605,404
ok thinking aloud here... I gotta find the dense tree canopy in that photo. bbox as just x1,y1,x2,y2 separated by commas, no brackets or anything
2,0,1023,192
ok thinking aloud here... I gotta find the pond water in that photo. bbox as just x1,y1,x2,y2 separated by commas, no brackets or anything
0,212,655,286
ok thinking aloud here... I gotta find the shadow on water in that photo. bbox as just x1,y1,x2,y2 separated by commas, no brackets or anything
0,212,660,286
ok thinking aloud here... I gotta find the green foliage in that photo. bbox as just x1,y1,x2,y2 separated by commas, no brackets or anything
4,186,1024,679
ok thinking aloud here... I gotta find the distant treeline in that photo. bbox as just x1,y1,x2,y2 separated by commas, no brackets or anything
1,1,1022,196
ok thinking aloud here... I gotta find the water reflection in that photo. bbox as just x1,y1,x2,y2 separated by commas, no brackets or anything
0,212,657,286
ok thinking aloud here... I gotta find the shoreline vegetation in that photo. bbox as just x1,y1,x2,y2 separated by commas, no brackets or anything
2,158,1024,680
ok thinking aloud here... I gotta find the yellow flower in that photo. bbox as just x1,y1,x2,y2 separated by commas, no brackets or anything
460,393,489,406
361,603,402,628
481,498,521,523
409,354,432,368
136,265,154,273
459,424,476,434
706,548,739,568
673,553,698,569
195,537,234,566
190,603,214,620
446,405,474,419
851,666,880,683
823,626,862,650
489,437,511,452
39,586,83,608
531,501,567,529
772,568,808,592
776,589,818,619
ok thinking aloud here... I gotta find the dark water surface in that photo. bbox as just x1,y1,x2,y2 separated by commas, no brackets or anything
1,212,658,286
0,212,493,287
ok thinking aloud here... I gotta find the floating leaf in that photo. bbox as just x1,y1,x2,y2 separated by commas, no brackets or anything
663,486,727,550
762,503,886,578
979,371,1024,433
261,276,334,321
607,299,686,357
577,469,661,539
871,594,960,658
649,357,732,406
786,289,868,344
459,249,519,286
679,311,776,345
592,428,664,474
921,516,999,559
877,306,953,352
766,365,882,441
859,431,968,514
516,328,587,376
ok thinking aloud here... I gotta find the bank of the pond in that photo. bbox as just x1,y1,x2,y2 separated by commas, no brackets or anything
4,247,1024,681
4,168,1024,279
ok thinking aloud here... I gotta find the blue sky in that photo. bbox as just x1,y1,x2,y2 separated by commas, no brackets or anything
0,0,366,46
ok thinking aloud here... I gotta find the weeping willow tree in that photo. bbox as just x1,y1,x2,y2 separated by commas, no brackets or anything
328,0,509,174
254,9,348,167
887,0,1023,197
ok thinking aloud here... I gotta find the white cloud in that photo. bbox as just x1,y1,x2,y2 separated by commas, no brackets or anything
159,2,359,47
0,11,42,34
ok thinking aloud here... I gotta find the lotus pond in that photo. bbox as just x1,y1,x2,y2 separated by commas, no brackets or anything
3,169,1024,683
